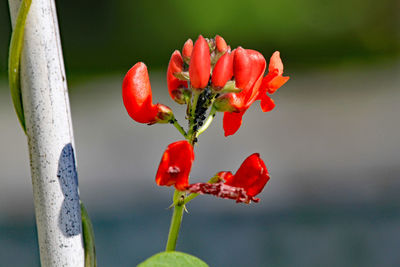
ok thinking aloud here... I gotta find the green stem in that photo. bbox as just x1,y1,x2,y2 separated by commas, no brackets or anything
171,117,187,138
197,105,217,137
165,190,185,251
8,0,32,133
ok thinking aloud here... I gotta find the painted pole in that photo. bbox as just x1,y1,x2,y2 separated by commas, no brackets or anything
8,0,85,266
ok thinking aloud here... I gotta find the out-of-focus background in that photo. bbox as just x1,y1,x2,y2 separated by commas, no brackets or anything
1,0,399,266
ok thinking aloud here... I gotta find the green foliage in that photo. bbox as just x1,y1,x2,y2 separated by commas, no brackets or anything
8,0,31,132
137,251,209,267
81,203,97,267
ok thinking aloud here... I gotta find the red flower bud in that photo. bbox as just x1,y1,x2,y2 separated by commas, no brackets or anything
155,140,194,191
223,153,270,197
233,47,252,90
182,38,193,63
189,35,211,90
215,35,228,53
122,62,173,124
211,52,233,90
167,50,188,104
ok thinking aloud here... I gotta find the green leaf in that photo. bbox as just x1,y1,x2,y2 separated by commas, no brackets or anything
8,0,32,134
137,251,209,267
81,202,97,267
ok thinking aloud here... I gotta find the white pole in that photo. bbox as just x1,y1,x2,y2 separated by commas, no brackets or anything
8,0,85,266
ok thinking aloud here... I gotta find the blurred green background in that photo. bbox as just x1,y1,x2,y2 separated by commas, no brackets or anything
0,0,399,266
0,0,399,76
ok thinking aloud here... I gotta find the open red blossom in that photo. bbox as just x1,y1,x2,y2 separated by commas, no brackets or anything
155,140,194,191
258,51,290,112
189,35,211,90
211,51,233,90
186,153,269,203
122,62,172,124
223,153,270,197
167,50,188,104
215,48,266,136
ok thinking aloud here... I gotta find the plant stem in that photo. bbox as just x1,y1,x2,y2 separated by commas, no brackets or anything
197,105,217,137
171,117,187,138
165,190,185,251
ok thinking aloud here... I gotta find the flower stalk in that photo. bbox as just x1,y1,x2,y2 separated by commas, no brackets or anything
165,190,186,251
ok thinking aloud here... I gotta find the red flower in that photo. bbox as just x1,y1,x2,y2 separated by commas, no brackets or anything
182,38,193,63
222,153,270,197
215,35,228,53
186,153,270,203
189,35,211,90
167,50,188,104
155,140,194,191
122,62,172,124
258,51,290,112
211,51,233,90
214,48,266,136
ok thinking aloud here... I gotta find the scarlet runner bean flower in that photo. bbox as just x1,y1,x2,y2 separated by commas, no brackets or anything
167,50,188,104
216,49,289,136
186,153,270,203
189,35,211,91
156,140,194,191
122,62,173,124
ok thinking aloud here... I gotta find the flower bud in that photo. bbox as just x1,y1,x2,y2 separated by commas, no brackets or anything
167,50,188,104
233,47,251,89
211,52,233,91
182,38,193,64
189,35,211,91
215,35,228,53
122,62,173,124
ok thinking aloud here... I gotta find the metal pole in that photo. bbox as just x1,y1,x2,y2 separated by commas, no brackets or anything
8,0,85,266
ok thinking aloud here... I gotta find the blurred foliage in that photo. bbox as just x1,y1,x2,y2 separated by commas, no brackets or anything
0,0,399,77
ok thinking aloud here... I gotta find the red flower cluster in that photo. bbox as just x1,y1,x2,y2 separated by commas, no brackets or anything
122,35,288,203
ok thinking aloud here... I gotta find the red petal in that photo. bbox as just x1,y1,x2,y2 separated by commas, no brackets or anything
122,62,159,124
269,51,284,75
268,75,290,94
155,140,194,191
260,94,275,112
189,35,211,90
211,52,233,89
223,111,245,137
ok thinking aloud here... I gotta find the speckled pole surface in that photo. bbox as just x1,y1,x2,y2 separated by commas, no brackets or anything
8,0,85,266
